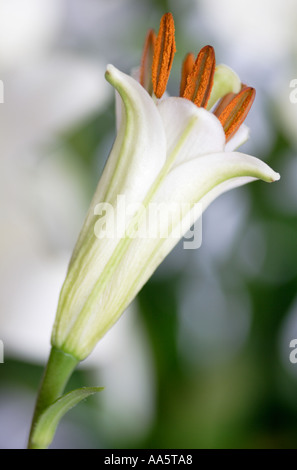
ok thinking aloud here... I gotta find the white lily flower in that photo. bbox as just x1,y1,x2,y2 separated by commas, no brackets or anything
51,13,280,361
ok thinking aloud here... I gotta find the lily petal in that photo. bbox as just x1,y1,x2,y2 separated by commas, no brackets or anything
52,65,167,348
83,64,167,235
157,97,225,167
156,151,280,207
61,150,279,358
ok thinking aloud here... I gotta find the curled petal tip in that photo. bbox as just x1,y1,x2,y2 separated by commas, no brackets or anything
105,63,113,73
271,171,281,182
257,163,280,183
105,63,116,78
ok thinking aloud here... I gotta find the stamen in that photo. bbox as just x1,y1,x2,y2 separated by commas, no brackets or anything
152,12,176,99
179,52,195,97
182,45,215,108
212,91,236,116
214,86,256,142
140,29,156,95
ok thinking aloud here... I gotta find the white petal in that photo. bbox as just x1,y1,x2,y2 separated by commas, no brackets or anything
70,65,167,258
52,65,167,348
155,152,280,209
132,152,280,267
157,97,225,168
97,65,167,208
64,151,280,357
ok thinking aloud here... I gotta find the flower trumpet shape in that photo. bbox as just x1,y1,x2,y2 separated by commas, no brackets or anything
51,13,279,361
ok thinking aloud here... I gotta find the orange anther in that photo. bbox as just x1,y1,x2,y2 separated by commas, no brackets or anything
179,52,195,97
152,12,176,99
211,91,236,116
140,29,156,95
182,45,215,108
214,86,256,142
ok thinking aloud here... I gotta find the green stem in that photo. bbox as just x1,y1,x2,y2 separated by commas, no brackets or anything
27,346,79,449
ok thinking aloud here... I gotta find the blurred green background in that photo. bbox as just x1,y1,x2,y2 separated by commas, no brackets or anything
1,0,297,449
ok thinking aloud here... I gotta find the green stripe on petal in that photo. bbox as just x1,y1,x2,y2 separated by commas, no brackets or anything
157,97,225,167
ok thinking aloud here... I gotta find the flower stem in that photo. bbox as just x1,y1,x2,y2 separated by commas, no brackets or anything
27,346,79,449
